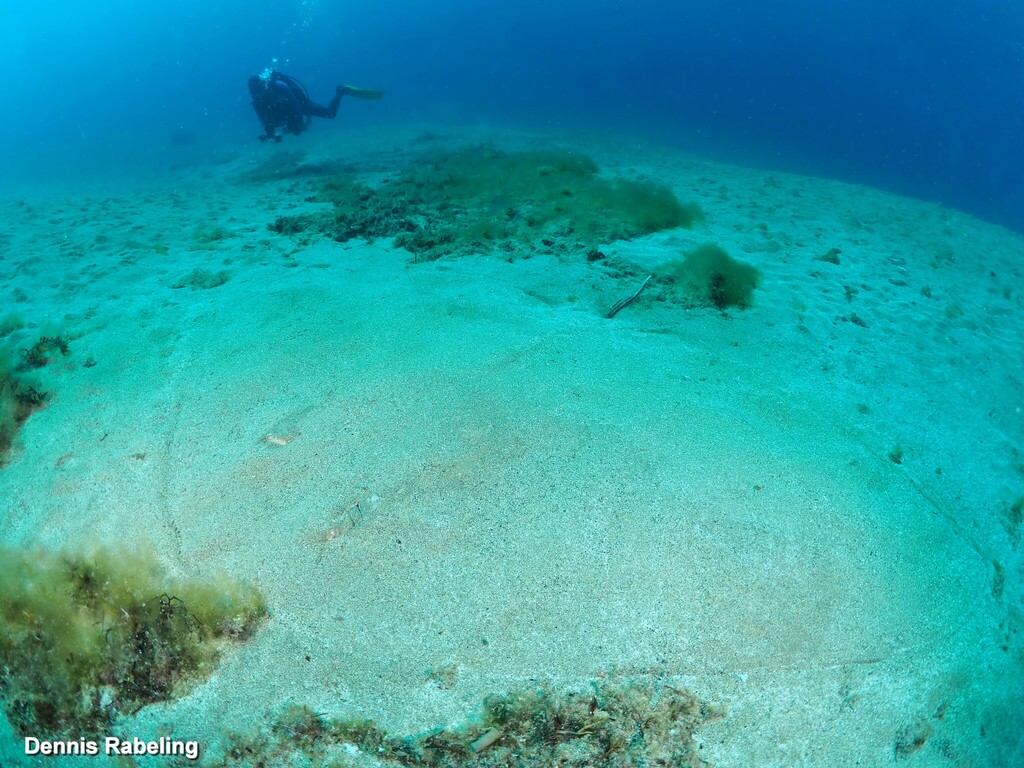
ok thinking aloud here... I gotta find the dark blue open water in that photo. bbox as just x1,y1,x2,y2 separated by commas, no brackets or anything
2,0,1021,231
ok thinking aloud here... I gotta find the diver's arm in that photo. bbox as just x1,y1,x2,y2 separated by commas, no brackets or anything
251,100,277,142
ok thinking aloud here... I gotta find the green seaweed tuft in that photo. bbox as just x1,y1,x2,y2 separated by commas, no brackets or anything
0,312,24,338
657,243,761,310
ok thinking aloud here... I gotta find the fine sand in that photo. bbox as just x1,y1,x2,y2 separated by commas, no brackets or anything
1,124,1021,766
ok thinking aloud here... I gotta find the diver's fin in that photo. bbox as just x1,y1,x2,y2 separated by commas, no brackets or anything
341,85,385,100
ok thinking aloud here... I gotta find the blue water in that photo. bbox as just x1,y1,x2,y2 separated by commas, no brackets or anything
2,0,1022,231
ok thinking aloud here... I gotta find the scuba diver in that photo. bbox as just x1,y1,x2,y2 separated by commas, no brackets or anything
247,69,384,143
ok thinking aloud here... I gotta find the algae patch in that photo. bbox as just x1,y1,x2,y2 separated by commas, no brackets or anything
0,545,267,737
209,672,720,767
272,147,704,261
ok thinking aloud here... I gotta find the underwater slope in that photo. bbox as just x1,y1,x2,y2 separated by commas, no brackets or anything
0,125,1020,766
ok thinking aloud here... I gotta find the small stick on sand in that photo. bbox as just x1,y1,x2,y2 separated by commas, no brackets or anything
605,274,652,319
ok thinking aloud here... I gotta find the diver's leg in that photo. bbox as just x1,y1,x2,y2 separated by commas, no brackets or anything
306,88,344,120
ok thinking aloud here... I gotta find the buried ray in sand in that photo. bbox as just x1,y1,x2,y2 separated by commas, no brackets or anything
0,126,1021,766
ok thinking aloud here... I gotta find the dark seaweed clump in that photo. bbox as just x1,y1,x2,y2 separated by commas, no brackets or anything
19,334,70,370
0,347,50,465
0,333,73,465
272,146,704,261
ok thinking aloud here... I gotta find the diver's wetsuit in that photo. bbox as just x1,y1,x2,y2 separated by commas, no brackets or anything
248,71,343,143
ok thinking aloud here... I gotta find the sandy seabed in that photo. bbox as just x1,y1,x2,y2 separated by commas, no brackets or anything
1,123,1022,767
